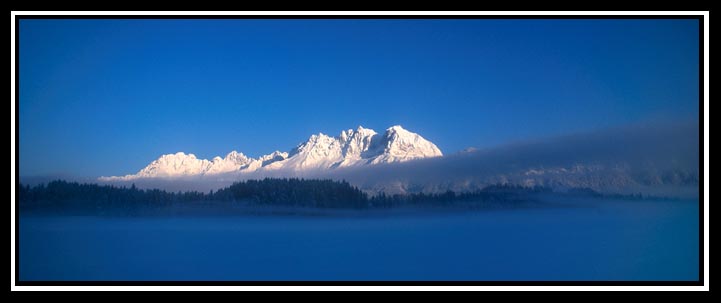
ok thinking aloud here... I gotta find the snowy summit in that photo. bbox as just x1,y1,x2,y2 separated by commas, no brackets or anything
100,125,442,180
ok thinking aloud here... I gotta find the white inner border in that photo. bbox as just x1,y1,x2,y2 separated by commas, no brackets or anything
10,11,710,292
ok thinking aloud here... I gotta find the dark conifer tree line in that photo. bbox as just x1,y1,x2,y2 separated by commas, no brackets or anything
212,178,368,208
17,178,655,214
19,178,371,211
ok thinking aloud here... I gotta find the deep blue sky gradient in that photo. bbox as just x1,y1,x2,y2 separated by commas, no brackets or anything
19,19,699,177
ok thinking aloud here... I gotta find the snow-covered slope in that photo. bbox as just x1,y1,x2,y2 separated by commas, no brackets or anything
130,152,212,178
99,125,442,181
367,125,445,164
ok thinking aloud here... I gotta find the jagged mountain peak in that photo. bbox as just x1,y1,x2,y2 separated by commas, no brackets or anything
386,124,406,132
99,125,443,181
162,151,192,158
367,125,443,165
340,126,376,142
224,150,245,158
260,151,289,163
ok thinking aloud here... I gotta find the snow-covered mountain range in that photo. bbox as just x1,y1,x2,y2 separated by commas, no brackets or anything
100,125,443,181
96,121,698,198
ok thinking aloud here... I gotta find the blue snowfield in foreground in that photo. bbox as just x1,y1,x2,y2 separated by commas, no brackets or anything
19,198,698,281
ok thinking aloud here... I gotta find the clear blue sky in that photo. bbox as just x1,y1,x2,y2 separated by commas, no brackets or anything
19,19,699,177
